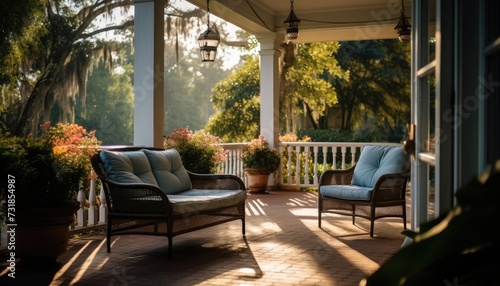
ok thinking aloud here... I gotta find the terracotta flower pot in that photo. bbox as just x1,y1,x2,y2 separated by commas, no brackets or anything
7,201,80,262
245,168,271,193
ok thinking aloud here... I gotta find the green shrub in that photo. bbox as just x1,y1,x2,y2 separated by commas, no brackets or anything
242,135,280,173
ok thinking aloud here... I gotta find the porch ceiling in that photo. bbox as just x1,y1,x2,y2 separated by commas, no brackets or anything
186,0,411,43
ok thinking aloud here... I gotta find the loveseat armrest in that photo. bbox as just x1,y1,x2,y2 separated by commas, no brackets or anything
188,171,245,190
100,178,173,215
371,169,410,201
319,166,356,186
91,154,172,214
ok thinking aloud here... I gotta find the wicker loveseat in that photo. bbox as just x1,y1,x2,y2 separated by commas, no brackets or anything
91,147,247,258
318,144,410,237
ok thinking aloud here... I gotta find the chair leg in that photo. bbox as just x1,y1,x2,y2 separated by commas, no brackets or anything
318,195,322,228
370,219,375,237
107,219,111,253
242,217,246,236
107,237,111,253
167,236,172,260
370,206,376,237
402,202,407,230
351,204,356,225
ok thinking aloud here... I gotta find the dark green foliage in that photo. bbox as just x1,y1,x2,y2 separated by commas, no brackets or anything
75,60,134,145
207,40,410,142
0,124,100,205
176,145,215,174
164,44,231,135
332,40,411,132
298,128,382,143
206,55,261,142
0,0,44,86
363,160,500,286
242,136,280,173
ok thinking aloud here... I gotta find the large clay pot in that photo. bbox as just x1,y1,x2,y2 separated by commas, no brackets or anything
245,168,271,193
9,201,80,262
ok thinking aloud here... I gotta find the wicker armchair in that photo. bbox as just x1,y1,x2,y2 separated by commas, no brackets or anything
318,145,410,237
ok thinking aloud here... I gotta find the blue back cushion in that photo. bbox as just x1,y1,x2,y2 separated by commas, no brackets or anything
99,150,159,186
143,149,192,194
351,145,409,188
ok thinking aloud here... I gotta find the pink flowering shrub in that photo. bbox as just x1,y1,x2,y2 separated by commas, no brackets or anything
242,135,280,173
0,122,100,205
164,127,226,174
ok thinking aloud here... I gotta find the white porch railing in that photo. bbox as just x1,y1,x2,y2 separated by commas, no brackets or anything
69,172,108,235
219,142,401,189
1,141,400,247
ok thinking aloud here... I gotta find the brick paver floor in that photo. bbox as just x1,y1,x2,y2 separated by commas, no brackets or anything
0,190,409,286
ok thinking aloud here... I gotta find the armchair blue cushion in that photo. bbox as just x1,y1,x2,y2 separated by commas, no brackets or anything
351,145,409,188
319,185,373,201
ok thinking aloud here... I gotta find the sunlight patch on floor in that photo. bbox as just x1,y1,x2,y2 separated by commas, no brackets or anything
247,221,282,234
300,219,380,274
246,199,268,216
288,207,318,217
68,239,106,285
53,240,93,281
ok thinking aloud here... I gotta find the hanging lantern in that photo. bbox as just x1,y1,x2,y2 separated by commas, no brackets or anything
394,0,411,43
197,0,220,62
284,0,301,41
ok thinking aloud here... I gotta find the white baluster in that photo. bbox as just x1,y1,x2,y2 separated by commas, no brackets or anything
350,145,356,167
295,145,301,185
76,181,88,228
99,184,107,224
88,171,98,225
304,146,310,185
313,146,319,185
341,146,347,169
322,145,328,171
333,146,338,170
287,145,292,184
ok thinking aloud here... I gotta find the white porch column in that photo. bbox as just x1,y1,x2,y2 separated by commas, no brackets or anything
257,34,282,149
133,0,165,148
257,34,282,189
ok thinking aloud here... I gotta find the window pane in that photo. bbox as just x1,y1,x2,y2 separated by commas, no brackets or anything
486,0,500,43
428,0,436,61
428,164,435,220
486,50,500,164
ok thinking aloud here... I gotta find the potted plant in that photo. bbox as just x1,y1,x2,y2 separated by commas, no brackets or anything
242,135,280,193
164,127,227,174
0,122,100,261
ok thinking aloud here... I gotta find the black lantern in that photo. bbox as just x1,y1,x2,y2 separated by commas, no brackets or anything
394,0,411,43
198,0,220,62
284,0,300,41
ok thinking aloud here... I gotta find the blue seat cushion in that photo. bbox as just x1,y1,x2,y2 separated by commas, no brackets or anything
167,189,247,214
320,185,373,201
143,149,192,195
351,145,409,188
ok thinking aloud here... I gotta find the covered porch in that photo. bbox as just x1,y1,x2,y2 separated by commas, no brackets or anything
0,190,410,285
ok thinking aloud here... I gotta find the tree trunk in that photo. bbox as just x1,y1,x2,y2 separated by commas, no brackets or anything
280,43,295,133
14,50,69,137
